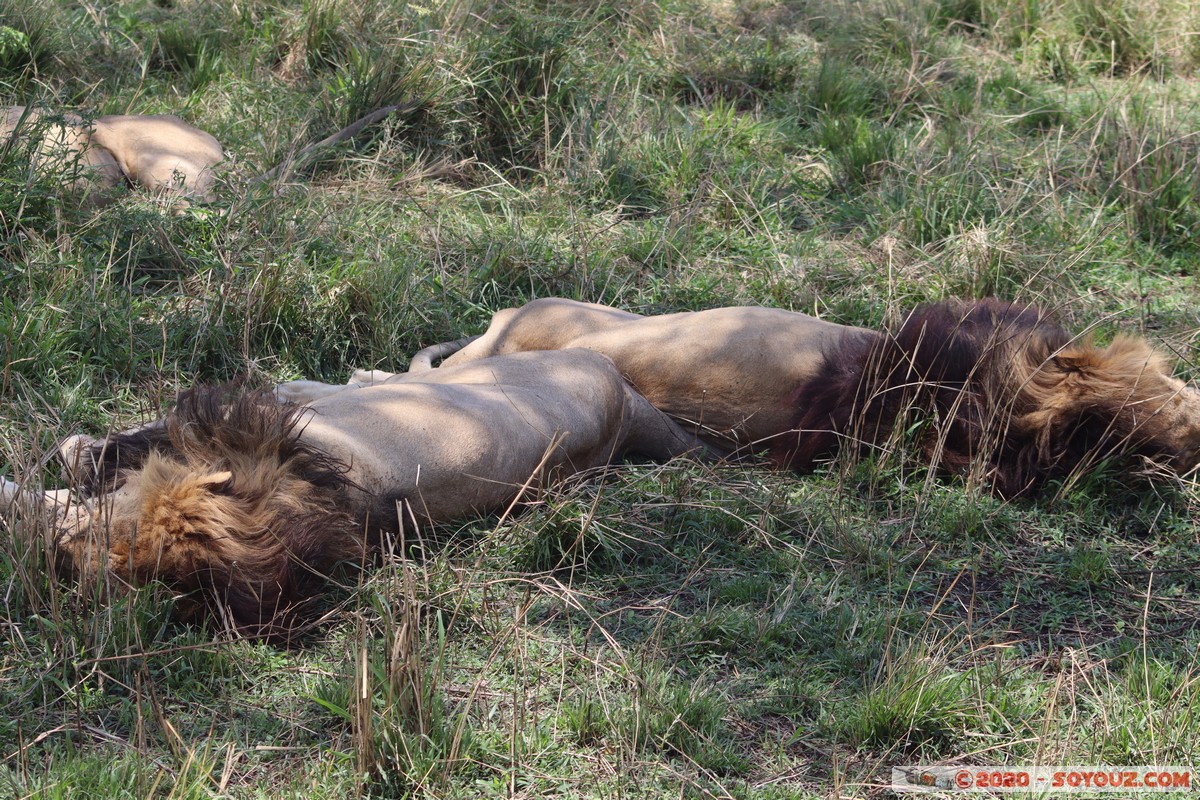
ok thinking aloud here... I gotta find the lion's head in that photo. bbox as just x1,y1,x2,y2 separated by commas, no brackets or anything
778,299,1200,496
1005,333,1200,490
53,388,363,637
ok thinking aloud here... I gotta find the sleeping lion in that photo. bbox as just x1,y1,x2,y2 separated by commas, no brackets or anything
3,106,222,202
407,297,1200,497
2,350,706,636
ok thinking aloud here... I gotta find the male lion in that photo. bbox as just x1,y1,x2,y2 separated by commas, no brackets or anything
2,350,705,636
408,297,1200,496
3,106,223,201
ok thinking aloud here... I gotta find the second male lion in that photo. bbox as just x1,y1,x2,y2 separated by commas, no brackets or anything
409,298,1200,496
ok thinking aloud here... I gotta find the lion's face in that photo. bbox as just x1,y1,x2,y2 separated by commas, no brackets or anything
54,455,236,591
1155,380,1200,474
1026,336,1200,476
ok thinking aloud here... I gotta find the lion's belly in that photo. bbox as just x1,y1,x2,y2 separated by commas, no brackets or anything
297,373,627,525
574,307,864,446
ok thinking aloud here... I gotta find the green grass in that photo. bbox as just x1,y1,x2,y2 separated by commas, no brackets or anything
2,0,1200,795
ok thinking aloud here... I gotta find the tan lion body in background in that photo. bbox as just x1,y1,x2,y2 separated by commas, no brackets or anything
2,106,223,201
413,298,868,449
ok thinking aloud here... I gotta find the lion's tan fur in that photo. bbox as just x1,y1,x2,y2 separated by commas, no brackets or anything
418,297,1200,495
31,350,704,635
425,298,865,448
3,107,223,202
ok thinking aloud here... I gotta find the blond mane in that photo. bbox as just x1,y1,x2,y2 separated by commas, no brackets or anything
65,388,362,638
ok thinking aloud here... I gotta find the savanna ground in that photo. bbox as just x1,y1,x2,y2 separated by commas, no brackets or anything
2,0,1200,796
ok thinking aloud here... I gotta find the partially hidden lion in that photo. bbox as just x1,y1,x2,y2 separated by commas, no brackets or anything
3,106,223,201
2,102,411,204
1,350,705,636
407,297,1200,497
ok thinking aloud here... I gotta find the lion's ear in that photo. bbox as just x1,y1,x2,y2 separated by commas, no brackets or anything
1053,338,1170,389
1051,349,1093,374
195,470,233,493
1051,354,1076,372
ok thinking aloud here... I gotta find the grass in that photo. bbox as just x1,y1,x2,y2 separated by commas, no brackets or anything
2,0,1200,796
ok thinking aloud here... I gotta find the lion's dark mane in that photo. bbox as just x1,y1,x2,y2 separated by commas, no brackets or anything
76,386,352,496
773,299,1186,497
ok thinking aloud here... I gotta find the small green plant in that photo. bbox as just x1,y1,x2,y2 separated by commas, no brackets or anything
816,115,898,189
932,0,990,31
903,157,999,245
510,499,630,573
306,567,474,795
302,0,351,72
613,668,742,772
561,693,608,746
664,32,804,108
1082,102,1200,254
840,643,975,756
1064,541,1114,583
1069,0,1162,77
808,56,889,119
468,11,580,171
164,36,226,92
321,45,427,131
0,1,57,78
0,25,30,74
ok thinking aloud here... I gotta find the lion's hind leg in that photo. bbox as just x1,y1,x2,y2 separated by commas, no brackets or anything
618,386,723,463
